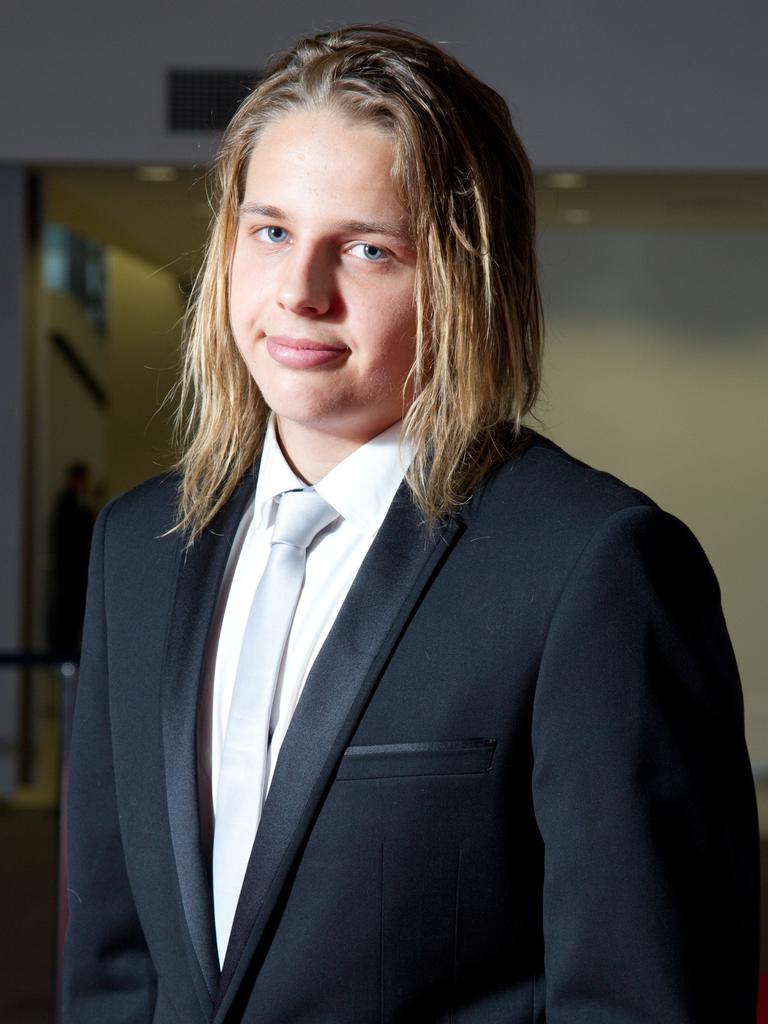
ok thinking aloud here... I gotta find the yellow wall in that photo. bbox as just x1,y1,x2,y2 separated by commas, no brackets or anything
105,248,184,496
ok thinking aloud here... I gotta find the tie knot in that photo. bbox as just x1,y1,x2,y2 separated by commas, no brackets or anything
271,488,338,550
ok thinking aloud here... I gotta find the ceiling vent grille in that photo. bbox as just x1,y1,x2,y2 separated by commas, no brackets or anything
168,70,261,132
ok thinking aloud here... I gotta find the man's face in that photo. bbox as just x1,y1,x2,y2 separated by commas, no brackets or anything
229,107,418,459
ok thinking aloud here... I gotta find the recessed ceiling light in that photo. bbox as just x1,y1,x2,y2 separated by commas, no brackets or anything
546,172,587,190
564,208,591,225
135,165,178,182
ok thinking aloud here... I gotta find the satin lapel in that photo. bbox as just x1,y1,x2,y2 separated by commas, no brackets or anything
161,467,258,1004
213,487,464,1020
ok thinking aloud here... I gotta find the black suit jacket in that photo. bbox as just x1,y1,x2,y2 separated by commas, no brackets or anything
63,435,758,1023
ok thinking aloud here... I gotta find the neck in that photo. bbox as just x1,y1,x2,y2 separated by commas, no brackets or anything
273,420,365,484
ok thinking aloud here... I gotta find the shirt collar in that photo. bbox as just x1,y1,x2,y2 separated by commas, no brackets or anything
253,420,305,529
254,418,411,538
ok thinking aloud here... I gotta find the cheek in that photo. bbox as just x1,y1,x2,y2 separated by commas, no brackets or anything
379,304,418,377
229,257,264,338
362,287,417,353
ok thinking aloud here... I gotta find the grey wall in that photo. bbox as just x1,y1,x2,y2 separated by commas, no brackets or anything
539,223,768,770
1,0,766,170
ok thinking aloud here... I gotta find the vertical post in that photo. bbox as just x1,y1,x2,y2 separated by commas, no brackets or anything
0,167,28,797
56,660,78,1024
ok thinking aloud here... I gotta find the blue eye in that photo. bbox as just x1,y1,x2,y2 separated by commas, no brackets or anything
257,226,288,243
350,242,387,262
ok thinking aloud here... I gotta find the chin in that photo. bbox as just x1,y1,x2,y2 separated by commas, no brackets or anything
276,405,400,446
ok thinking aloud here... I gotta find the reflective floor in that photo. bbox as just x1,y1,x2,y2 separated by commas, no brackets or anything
0,810,56,1024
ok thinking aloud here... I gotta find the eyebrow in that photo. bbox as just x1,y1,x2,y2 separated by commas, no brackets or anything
238,201,412,242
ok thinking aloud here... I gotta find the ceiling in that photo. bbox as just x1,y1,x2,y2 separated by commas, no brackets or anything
44,166,768,284
45,166,211,284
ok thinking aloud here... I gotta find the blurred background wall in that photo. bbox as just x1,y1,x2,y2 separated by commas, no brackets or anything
0,2,766,1020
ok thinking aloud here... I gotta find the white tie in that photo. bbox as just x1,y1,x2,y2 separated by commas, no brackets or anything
212,487,338,965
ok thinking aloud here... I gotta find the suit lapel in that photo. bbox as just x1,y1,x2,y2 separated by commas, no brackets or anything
213,486,464,1021
161,467,258,1004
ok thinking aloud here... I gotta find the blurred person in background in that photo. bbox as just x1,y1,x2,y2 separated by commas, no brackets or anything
47,461,93,658
63,24,758,1024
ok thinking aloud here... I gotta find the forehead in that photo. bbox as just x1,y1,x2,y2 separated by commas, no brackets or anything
241,108,407,224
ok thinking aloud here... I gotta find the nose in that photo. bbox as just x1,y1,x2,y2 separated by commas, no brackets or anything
277,245,334,316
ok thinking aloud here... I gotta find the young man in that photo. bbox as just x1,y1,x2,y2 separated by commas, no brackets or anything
64,25,758,1024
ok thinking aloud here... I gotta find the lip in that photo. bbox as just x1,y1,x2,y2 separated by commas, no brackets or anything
266,335,349,369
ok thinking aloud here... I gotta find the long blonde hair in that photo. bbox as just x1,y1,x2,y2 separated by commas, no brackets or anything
175,24,542,542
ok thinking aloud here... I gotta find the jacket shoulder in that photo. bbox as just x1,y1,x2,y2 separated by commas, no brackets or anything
465,433,670,568
475,432,657,522
95,472,181,567
104,471,178,526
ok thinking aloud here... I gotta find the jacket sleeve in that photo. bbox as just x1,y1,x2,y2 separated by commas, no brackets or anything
62,503,157,1022
531,505,759,1024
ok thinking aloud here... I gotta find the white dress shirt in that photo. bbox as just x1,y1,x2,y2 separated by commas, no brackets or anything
204,418,410,825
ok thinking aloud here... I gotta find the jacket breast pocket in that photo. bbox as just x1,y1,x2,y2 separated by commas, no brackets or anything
335,738,496,781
